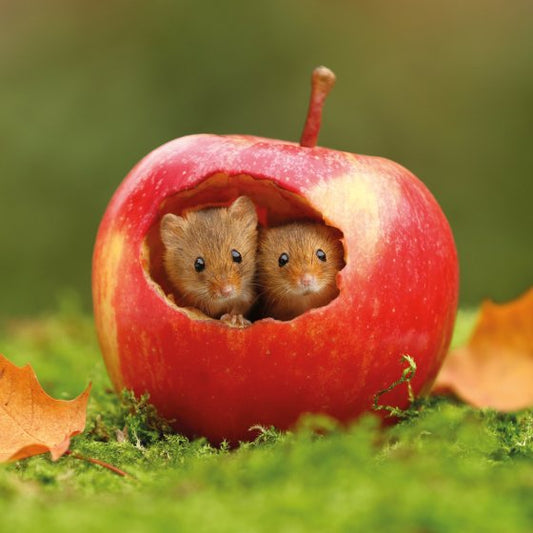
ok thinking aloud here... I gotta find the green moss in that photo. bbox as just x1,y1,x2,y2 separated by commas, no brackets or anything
0,306,532,532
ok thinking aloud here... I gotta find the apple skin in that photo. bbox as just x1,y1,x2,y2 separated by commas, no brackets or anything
92,133,458,444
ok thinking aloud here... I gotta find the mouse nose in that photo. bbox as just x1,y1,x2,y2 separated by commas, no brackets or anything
220,284,236,298
300,273,315,288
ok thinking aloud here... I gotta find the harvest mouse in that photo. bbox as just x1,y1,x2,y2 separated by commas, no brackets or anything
160,196,258,327
256,222,344,321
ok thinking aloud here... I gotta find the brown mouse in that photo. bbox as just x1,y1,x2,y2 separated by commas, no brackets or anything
256,222,345,321
160,196,258,327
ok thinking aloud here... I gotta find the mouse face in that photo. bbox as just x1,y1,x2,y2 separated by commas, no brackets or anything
160,196,258,318
257,222,345,320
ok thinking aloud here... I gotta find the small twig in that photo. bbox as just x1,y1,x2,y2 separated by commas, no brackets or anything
373,354,417,418
64,450,134,478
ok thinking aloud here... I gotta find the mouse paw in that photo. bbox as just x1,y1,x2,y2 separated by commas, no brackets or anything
220,313,251,329
166,293,176,304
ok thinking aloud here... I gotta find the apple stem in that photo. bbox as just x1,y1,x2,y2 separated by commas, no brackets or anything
299,66,336,148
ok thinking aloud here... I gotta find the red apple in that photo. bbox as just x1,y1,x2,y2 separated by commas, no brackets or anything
92,67,458,443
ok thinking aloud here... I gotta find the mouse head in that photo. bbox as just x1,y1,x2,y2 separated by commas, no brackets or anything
160,196,258,315
258,222,345,299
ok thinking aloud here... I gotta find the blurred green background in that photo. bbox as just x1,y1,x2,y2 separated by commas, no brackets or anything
1,0,531,316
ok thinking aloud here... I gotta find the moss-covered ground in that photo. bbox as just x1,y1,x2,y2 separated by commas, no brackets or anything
1,304,532,532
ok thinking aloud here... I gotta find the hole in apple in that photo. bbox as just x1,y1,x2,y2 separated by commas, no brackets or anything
142,172,346,323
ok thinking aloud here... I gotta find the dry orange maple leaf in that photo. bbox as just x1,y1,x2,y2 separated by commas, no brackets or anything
432,288,533,411
0,354,90,462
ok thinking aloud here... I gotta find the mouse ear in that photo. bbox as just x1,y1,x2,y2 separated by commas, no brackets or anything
160,213,186,248
325,224,344,241
228,196,258,228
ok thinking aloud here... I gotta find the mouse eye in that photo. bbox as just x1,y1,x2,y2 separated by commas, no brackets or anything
316,249,327,262
231,249,242,263
278,253,289,267
194,257,205,273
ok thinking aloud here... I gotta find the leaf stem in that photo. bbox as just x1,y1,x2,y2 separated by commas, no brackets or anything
64,450,134,478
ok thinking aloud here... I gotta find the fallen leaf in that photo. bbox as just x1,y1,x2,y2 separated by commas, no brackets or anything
432,288,533,410
0,354,90,462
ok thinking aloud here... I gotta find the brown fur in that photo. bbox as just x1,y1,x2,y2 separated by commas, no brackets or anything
257,222,345,321
160,196,258,320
